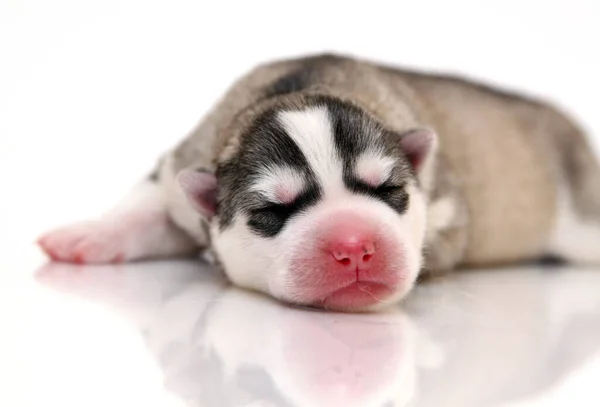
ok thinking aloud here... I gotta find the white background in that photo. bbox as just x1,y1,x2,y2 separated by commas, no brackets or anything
1,1,599,405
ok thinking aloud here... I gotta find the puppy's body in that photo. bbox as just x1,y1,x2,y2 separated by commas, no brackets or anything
166,53,595,270
39,54,600,310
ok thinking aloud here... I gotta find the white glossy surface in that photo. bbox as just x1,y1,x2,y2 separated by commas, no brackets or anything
3,251,600,407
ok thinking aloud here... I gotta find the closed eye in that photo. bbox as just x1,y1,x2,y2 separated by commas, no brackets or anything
254,201,296,217
247,203,294,237
353,180,405,197
247,186,321,237
347,179,410,214
373,182,405,197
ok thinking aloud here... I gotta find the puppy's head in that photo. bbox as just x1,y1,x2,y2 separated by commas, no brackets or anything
178,96,437,311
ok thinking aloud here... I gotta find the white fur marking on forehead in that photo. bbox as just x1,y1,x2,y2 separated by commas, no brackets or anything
250,165,306,204
355,152,396,187
278,106,343,191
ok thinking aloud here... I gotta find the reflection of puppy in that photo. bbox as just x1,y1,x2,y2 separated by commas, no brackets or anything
35,263,600,407
38,53,600,312
35,262,440,407
144,267,600,407
142,285,441,407
201,289,441,407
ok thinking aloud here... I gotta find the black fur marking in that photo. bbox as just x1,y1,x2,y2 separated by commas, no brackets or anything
216,94,416,237
265,67,316,98
217,110,321,236
247,185,321,237
264,54,341,98
332,110,369,159
318,95,414,214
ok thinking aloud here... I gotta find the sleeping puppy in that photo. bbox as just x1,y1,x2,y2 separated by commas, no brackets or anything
37,53,600,311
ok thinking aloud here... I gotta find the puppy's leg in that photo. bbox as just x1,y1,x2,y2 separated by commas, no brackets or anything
38,170,198,264
546,114,600,265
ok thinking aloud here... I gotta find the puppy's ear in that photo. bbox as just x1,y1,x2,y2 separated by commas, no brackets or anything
177,168,218,219
398,128,438,173
398,128,439,193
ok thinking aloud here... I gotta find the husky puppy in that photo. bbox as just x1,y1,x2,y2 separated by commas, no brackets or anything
38,54,600,311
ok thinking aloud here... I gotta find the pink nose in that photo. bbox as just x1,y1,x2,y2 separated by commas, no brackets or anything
331,238,376,270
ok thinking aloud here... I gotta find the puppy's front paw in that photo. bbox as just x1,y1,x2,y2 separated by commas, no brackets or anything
37,222,127,264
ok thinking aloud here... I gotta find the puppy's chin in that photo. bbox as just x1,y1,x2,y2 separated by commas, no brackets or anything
307,282,397,312
279,270,416,312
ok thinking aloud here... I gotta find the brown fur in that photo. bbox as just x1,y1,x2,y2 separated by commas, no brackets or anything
167,53,598,275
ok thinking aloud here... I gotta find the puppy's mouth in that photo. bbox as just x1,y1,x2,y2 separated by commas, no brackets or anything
311,279,395,312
